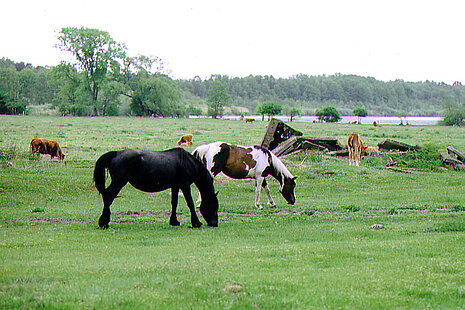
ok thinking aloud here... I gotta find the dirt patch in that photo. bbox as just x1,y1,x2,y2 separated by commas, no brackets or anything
2,218,92,224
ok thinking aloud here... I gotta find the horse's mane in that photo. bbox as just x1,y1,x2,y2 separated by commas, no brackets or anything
253,146,294,180
184,148,215,194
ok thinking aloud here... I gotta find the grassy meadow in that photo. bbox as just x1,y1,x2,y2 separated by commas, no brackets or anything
1,115,465,309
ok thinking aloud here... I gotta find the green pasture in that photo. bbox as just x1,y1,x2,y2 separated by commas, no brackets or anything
1,115,465,309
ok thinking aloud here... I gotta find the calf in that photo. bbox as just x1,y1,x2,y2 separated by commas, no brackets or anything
177,134,193,146
347,133,366,167
30,138,65,161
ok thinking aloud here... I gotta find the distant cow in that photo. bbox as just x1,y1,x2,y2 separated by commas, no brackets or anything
30,138,65,161
347,133,378,166
245,118,255,123
177,134,193,146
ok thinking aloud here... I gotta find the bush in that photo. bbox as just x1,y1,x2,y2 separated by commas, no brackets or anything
390,144,443,171
442,109,464,126
315,106,341,123
0,94,26,115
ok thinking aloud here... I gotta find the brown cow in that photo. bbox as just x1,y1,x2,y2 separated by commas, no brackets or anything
347,134,378,166
373,120,378,127
245,118,255,123
30,138,65,161
347,133,366,167
177,134,193,146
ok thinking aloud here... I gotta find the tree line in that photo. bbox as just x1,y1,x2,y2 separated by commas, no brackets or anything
177,74,464,117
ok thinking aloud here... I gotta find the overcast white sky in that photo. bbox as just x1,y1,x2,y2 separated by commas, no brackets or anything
1,0,464,83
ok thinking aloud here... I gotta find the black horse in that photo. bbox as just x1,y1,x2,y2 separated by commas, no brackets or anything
93,148,219,228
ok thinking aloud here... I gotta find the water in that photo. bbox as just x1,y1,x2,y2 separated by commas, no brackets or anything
220,115,442,125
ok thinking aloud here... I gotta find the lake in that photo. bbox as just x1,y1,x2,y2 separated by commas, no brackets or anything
221,115,442,125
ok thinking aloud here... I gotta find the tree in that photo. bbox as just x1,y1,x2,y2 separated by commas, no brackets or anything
315,106,341,123
256,101,282,120
0,93,26,115
130,74,182,117
57,27,126,115
207,81,230,118
283,105,301,121
441,100,465,126
353,107,367,124
49,63,92,116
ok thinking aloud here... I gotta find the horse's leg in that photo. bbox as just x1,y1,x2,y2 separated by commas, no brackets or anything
170,188,181,226
261,178,275,207
254,177,265,209
181,185,202,228
99,181,126,229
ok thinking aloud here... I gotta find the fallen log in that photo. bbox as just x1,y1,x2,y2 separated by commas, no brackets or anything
271,136,301,157
441,154,465,171
447,146,465,163
378,139,421,152
261,118,303,151
298,137,343,151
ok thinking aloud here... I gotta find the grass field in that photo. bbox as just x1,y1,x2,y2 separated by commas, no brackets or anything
1,115,465,309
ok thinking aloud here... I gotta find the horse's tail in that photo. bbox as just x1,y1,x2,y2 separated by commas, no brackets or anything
93,151,118,195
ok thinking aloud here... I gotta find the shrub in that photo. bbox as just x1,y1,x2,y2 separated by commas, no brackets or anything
390,144,443,171
315,106,341,123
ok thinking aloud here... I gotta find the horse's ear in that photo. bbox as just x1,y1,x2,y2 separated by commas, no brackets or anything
293,176,298,181
215,191,219,196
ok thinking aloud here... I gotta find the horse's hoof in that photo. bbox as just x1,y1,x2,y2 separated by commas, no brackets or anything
256,204,264,210
192,222,203,228
170,220,181,226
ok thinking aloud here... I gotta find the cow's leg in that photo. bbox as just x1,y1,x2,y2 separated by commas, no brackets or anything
181,185,202,228
355,147,360,166
170,188,181,226
98,181,125,229
261,178,275,207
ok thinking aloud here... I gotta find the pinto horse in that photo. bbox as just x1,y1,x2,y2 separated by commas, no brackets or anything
193,141,297,209
93,148,219,229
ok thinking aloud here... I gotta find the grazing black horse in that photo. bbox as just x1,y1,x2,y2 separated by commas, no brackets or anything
93,148,219,228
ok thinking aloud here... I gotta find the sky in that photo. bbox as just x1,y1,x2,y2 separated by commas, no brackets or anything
1,0,464,84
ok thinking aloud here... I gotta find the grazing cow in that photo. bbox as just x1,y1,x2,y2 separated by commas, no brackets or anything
245,118,255,123
30,138,65,161
177,134,193,146
373,120,378,127
347,133,366,167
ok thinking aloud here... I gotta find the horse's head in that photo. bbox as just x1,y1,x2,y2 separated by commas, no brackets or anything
280,176,297,205
199,192,219,227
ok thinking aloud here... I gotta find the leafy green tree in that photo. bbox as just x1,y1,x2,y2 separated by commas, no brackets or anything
130,75,182,117
49,63,92,116
283,105,301,121
315,106,341,123
0,93,26,115
57,27,126,115
256,101,282,120
441,100,465,126
353,107,367,123
207,81,230,119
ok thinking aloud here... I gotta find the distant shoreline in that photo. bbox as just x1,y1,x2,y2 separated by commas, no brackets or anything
215,115,443,125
